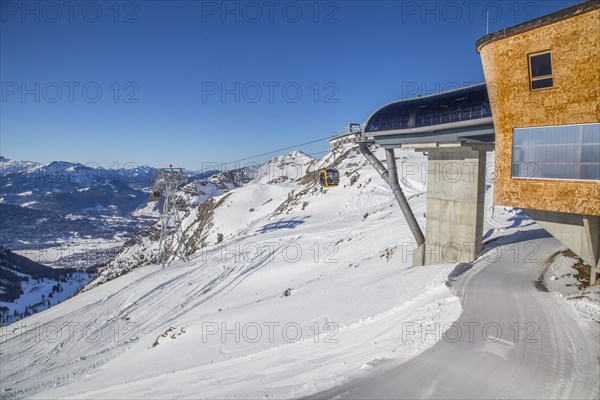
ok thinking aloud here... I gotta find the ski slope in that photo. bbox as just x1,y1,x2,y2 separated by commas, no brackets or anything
1,145,597,399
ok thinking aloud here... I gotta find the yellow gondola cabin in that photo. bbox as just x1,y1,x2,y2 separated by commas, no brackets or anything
319,169,339,187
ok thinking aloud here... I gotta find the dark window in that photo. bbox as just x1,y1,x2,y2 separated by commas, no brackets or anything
365,85,491,133
512,123,600,181
529,51,553,90
531,78,553,90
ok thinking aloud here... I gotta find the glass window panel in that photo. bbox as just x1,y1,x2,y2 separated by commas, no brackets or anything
530,53,552,77
582,145,600,163
539,164,555,179
583,125,600,143
582,165,600,180
368,85,490,132
531,78,553,90
513,148,525,161
512,163,524,177
559,165,577,180
512,123,600,181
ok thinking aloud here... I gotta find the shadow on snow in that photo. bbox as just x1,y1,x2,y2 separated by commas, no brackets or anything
256,217,309,234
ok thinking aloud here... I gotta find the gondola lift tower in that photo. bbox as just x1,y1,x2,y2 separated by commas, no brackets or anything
151,164,189,266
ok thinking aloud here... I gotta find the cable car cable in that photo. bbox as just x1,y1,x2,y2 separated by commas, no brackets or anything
223,137,331,166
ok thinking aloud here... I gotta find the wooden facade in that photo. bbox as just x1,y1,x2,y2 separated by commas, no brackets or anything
477,2,600,216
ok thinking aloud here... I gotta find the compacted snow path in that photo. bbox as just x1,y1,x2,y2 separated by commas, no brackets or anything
310,235,600,399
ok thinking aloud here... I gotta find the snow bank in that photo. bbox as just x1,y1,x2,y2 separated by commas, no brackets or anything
542,250,600,323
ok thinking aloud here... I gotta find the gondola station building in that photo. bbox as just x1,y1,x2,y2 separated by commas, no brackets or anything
477,0,600,282
353,0,599,282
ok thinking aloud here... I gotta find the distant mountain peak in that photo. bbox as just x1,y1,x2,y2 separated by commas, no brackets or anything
287,150,311,158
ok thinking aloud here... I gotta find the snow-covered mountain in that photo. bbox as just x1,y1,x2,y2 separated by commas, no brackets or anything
0,158,164,265
0,158,158,215
0,156,39,176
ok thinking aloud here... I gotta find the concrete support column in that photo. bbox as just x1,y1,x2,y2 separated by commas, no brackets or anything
583,215,600,284
424,148,487,265
524,209,600,284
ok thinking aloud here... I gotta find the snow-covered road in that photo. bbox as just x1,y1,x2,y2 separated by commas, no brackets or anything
310,235,600,399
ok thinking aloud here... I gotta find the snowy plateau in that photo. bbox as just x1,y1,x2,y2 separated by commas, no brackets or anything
0,145,598,399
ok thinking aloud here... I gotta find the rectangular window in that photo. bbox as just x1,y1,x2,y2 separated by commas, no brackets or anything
529,51,553,90
512,123,600,181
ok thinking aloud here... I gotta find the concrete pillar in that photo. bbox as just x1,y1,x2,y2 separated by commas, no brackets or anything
424,149,487,265
583,215,600,284
524,209,600,284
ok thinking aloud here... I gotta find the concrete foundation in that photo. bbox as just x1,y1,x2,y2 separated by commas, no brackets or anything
523,209,600,283
423,148,487,265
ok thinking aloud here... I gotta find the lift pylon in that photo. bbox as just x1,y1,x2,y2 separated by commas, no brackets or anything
151,166,189,266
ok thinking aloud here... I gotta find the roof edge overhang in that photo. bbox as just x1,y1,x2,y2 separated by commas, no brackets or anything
364,83,488,133
476,0,600,53
367,116,494,138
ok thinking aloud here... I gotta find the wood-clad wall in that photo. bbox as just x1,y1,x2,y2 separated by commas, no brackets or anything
479,8,600,216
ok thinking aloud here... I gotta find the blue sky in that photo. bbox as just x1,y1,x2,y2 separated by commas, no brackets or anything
1,0,578,170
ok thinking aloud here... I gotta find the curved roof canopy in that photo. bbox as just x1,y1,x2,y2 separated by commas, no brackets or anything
365,83,492,136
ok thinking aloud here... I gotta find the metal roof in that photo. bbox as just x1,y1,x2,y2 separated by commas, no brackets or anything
363,83,495,147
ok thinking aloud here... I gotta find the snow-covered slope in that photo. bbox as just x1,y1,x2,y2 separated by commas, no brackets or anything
179,150,313,205
2,145,476,399
89,151,316,286
2,143,596,399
